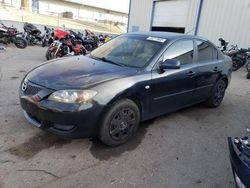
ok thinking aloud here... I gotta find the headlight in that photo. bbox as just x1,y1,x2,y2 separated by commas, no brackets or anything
48,90,97,104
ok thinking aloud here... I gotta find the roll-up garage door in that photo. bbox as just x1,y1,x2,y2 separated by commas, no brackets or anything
152,0,190,33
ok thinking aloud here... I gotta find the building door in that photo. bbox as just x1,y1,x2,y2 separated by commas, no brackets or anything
151,0,190,33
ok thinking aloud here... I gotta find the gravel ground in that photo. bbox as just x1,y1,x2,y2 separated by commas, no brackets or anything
0,45,249,188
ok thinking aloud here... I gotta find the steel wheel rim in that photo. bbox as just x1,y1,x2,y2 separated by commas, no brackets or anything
109,108,136,141
214,83,225,105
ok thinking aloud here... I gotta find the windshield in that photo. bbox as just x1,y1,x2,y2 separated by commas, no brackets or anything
90,35,164,68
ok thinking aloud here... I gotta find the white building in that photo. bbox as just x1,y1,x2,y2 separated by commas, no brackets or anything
0,0,128,26
128,0,250,47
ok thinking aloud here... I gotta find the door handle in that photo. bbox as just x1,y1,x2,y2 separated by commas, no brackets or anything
187,71,196,77
213,67,219,72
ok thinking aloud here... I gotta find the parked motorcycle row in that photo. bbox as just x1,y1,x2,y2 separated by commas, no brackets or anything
0,22,112,60
218,38,250,79
0,23,27,49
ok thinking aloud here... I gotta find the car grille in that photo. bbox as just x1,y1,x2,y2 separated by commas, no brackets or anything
23,82,43,96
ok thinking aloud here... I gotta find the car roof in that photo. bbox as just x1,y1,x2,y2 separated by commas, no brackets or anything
126,31,208,41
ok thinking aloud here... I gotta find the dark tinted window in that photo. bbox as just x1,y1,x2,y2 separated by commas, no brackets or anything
163,40,194,65
196,40,218,62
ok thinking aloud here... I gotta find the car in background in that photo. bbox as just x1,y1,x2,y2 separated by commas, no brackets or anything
19,32,232,146
228,131,250,188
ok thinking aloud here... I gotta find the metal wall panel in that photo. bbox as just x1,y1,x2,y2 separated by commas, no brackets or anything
128,0,153,32
198,0,250,47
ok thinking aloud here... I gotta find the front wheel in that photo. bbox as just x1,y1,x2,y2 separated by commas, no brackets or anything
232,57,243,71
46,48,57,60
80,47,87,55
14,37,27,49
98,99,140,146
42,40,48,47
205,80,226,108
246,62,250,72
246,72,250,79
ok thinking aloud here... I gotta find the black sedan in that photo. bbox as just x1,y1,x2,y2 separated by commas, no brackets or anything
20,32,232,146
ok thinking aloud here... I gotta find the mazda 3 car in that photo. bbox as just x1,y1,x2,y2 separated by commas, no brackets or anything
20,32,232,146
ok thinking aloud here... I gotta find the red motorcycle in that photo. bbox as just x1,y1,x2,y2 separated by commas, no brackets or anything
46,29,86,60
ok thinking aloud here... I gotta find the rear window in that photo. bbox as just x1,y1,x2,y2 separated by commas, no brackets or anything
196,40,218,62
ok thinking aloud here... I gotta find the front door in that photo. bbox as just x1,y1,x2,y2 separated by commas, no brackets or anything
150,39,197,117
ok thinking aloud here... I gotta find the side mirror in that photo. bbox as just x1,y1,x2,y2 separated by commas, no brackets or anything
159,59,181,70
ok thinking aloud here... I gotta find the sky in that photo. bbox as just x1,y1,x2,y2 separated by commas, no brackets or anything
67,0,130,13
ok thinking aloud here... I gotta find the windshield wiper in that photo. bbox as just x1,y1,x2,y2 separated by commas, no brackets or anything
100,57,124,67
89,54,123,67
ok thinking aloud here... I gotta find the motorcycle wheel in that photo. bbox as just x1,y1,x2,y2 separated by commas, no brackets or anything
246,62,250,72
14,37,28,49
232,57,243,71
46,48,57,60
80,47,87,55
42,40,47,47
246,72,250,79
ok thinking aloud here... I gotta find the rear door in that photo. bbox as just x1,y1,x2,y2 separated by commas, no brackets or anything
194,40,222,101
150,39,198,117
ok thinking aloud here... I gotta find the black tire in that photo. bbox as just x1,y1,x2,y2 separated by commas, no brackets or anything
205,80,226,108
14,37,27,49
98,99,140,147
42,40,47,47
246,62,250,72
46,48,56,60
232,57,243,71
80,47,87,56
246,72,250,79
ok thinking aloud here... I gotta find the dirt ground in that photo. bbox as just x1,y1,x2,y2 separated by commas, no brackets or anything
0,45,249,188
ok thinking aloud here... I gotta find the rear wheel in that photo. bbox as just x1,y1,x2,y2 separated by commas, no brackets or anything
205,80,226,108
14,37,27,49
98,99,140,146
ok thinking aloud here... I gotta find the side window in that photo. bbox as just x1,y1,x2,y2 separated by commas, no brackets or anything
196,40,218,62
163,40,194,65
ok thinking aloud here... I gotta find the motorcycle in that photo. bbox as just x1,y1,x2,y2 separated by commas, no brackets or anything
41,26,54,47
0,23,27,49
228,129,250,188
23,23,42,45
46,29,86,60
218,38,250,71
231,47,250,71
70,30,97,52
84,29,99,50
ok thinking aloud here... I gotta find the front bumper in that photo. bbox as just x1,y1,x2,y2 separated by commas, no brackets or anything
228,138,250,188
19,82,104,138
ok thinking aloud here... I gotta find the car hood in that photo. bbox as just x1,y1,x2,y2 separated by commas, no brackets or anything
26,56,138,90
